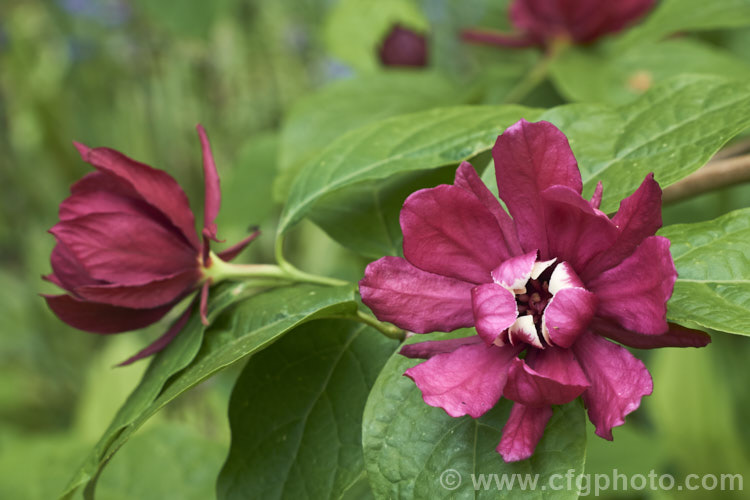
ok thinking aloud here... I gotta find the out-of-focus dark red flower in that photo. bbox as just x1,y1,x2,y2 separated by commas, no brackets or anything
44,125,258,364
462,0,655,49
379,24,428,67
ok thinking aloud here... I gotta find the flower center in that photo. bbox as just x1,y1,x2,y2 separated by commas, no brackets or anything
514,264,555,344
516,280,551,323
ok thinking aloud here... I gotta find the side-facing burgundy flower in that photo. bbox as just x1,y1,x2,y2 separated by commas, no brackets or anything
359,119,710,461
44,125,258,364
379,24,428,67
462,0,655,49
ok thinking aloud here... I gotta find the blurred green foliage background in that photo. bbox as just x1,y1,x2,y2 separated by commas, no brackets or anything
0,0,748,498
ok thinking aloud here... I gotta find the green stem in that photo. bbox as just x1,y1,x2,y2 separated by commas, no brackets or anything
350,310,406,341
273,233,350,287
206,250,349,288
502,37,569,105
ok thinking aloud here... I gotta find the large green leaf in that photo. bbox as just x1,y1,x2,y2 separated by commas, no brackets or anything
62,283,357,499
61,281,256,499
278,105,541,235
540,75,750,212
217,319,397,499
275,72,460,202
660,208,750,336
281,75,750,247
550,39,750,106
614,0,750,51
362,343,586,499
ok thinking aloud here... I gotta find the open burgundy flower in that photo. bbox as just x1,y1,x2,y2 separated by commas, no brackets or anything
359,119,710,461
379,24,428,67
44,125,258,364
462,0,655,49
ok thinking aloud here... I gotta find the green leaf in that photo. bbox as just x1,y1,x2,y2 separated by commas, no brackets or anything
308,165,458,258
61,281,254,499
62,283,356,499
550,39,750,106
659,208,750,336
275,72,460,203
362,343,586,499
217,132,279,231
614,0,750,51
96,423,227,500
539,75,750,212
281,75,750,249
323,0,427,72
278,105,542,235
647,343,750,474
217,319,396,500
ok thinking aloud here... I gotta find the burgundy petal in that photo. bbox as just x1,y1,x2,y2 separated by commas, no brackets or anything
405,342,522,418
401,184,511,283
73,269,199,309
216,228,260,262
509,0,569,44
493,120,582,256
117,305,194,366
62,171,192,246
454,162,522,256
542,287,597,348
360,257,475,333
49,240,101,291
50,212,198,285
510,0,655,45
491,250,537,290
498,403,553,462
503,348,589,407
541,185,619,270
196,125,221,242
73,142,199,249
591,318,711,349
582,174,662,281
400,336,483,359
573,332,653,440
471,283,519,344
44,294,174,334
588,236,675,335
60,181,148,221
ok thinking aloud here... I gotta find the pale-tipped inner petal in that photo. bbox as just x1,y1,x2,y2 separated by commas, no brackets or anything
508,315,543,348
548,261,583,296
491,250,538,292
530,257,556,280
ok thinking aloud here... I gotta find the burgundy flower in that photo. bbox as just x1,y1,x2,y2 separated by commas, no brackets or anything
44,125,258,364
379,24,428,67
462,0,655,48
359,119,710,461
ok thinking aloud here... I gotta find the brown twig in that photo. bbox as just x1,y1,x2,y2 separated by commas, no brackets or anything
662,153,750,204
710,137,750,160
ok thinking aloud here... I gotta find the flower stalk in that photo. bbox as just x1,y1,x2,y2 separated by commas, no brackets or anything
205,250,349,288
